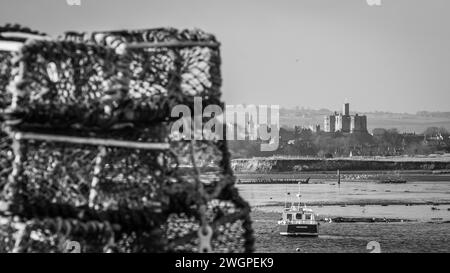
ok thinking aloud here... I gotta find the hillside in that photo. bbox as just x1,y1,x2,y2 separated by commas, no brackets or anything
280,108,450,133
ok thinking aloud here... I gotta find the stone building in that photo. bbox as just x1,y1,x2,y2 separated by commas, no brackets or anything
324,103,367,133
324,115,336,132
350,114,367,133
309,124,321,133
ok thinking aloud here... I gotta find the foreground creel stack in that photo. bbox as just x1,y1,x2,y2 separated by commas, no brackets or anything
0,24,254,253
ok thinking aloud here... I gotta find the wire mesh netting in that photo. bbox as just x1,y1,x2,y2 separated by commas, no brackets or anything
0,25,254,253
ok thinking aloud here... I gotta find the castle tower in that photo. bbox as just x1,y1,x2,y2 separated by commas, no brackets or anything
324,115,336,132
343,103,350,116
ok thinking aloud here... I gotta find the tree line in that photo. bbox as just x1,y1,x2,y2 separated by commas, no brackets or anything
228,126,450,158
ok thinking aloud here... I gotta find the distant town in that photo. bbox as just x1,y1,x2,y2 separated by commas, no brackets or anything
228,102,450,159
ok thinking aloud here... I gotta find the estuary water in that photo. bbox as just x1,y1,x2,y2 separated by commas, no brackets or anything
239,178,450,252
237,180,450,221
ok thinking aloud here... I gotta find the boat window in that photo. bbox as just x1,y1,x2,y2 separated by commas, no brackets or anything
286,214,292,220
305,214,312,220
296,213,303,220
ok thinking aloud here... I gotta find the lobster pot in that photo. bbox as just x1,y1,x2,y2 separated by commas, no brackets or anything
64,28,223,123
0,50,12,187
0,26,254,253
0,25,18,186
1,25,20,250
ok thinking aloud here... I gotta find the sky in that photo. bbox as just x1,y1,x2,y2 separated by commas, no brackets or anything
1,0,449,113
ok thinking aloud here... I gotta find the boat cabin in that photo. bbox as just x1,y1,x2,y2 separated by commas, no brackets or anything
281,207,316,223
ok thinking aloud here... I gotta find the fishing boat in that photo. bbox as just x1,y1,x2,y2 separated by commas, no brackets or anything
277,183,319,236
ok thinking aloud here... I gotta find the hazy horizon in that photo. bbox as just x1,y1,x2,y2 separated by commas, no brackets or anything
280,105,450,115
1,0,450,113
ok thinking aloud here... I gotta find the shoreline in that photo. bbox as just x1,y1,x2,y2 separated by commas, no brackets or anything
232,157,450,173
253,200,450,207
235,170,450,182
251,208,450,223
251,209,417,223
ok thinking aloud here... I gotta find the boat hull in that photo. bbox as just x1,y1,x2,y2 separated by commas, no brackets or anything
278,223,319,236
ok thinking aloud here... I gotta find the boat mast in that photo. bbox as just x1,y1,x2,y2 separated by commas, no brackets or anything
297,182,302,210
337,169,341,185
284,184,287,208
